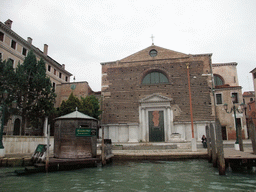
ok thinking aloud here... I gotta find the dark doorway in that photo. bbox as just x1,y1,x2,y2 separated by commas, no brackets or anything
13,118,21,135
236,118,242,127
236,118,242,139
221,126,227,140
149,110,164,142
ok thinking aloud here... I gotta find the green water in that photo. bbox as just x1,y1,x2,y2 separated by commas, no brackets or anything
1,160,256,192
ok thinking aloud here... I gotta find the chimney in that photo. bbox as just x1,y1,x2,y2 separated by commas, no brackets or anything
62,64,65,69
43,44,48,55
4,19,13,28
27,37,33,44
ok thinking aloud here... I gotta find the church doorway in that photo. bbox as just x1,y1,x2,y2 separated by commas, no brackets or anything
13,118,21,135
148,110,164,142
140,93,174,142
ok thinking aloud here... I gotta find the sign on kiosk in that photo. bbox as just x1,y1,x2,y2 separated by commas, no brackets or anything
76,128,96,137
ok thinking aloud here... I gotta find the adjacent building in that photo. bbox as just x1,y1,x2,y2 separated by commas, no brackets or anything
0,19,72,87
55,81,101,108
212,63,247,140
243,91,255,137
251,68,256,101
0,19,72,135
248,68,256,127
243,91,255,105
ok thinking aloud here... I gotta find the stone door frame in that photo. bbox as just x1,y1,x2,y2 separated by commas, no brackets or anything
139,93,173,142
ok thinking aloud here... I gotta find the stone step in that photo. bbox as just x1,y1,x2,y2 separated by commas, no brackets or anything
98,141,253,151
98,142,192,150
114,144,178,150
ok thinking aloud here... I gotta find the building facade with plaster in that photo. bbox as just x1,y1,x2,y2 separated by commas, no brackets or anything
212,63,246,140
0,19,72,135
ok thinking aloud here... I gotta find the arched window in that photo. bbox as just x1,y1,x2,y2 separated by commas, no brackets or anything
213,74,224,86
142,71,168,84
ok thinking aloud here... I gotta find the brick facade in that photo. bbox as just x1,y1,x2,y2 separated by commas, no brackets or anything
101,45,215,142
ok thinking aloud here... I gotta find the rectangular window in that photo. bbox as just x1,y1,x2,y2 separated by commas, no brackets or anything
216,94,222,104
8,58,14,66
232,93,238,104
0,52,2,60
48,65,51,72
54,69,56,75
11,40,16,49
0,32,4,41
65,76,68,82
59,72,62,78
22,48,27,56
53,82,55,92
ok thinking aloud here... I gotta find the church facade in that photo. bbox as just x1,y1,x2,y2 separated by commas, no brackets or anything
101,45,215,142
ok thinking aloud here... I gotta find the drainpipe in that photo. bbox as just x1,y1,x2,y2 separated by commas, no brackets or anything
186,63,197,151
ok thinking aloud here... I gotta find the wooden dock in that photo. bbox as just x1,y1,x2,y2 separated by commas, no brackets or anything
224,148,256,170
15,157,101,175
206,120,256,175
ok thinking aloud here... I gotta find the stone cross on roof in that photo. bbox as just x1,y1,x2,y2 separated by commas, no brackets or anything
151,34,155,45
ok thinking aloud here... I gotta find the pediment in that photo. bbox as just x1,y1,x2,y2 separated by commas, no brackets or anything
120,45,188,62
139,93,173,103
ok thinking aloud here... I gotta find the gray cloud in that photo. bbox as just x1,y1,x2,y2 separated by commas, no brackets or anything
1,0,255,92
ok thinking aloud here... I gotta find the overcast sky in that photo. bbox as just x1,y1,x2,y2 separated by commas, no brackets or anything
1,0,255,92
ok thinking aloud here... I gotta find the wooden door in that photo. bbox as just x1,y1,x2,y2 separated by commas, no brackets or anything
221,126,227,140
149,110,164,142
13,118,20,135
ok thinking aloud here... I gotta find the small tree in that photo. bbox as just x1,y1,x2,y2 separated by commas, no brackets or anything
59,92,81,116
58,93,101,119
80,95,101,119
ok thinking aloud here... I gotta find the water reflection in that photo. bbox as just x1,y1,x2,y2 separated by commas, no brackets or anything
1,160,256,192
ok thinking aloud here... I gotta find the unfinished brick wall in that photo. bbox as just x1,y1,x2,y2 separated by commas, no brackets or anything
101,45,215,125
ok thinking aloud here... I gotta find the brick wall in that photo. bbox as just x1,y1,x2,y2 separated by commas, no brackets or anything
101,46,214,125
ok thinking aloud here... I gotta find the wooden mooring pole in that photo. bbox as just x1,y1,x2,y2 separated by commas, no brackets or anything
101,126,106,166
237,124,244,152
45,124,50,173
205,125,212,163
210,123,217,167
215,119,225,175
248,118,256,155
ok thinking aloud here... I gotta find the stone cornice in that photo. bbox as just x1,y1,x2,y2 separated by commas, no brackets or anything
214,86,242,91
173,121,215,124
0,43,25,61
139,93,173,103
190,53,212,57
212,62,237,67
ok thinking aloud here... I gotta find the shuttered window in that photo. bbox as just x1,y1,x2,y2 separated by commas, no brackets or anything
214,75,224,86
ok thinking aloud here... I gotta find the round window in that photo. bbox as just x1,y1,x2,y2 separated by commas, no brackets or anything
149,49,157,57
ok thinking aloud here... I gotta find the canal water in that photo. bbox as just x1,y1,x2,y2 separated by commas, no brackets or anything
1,160,256,192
